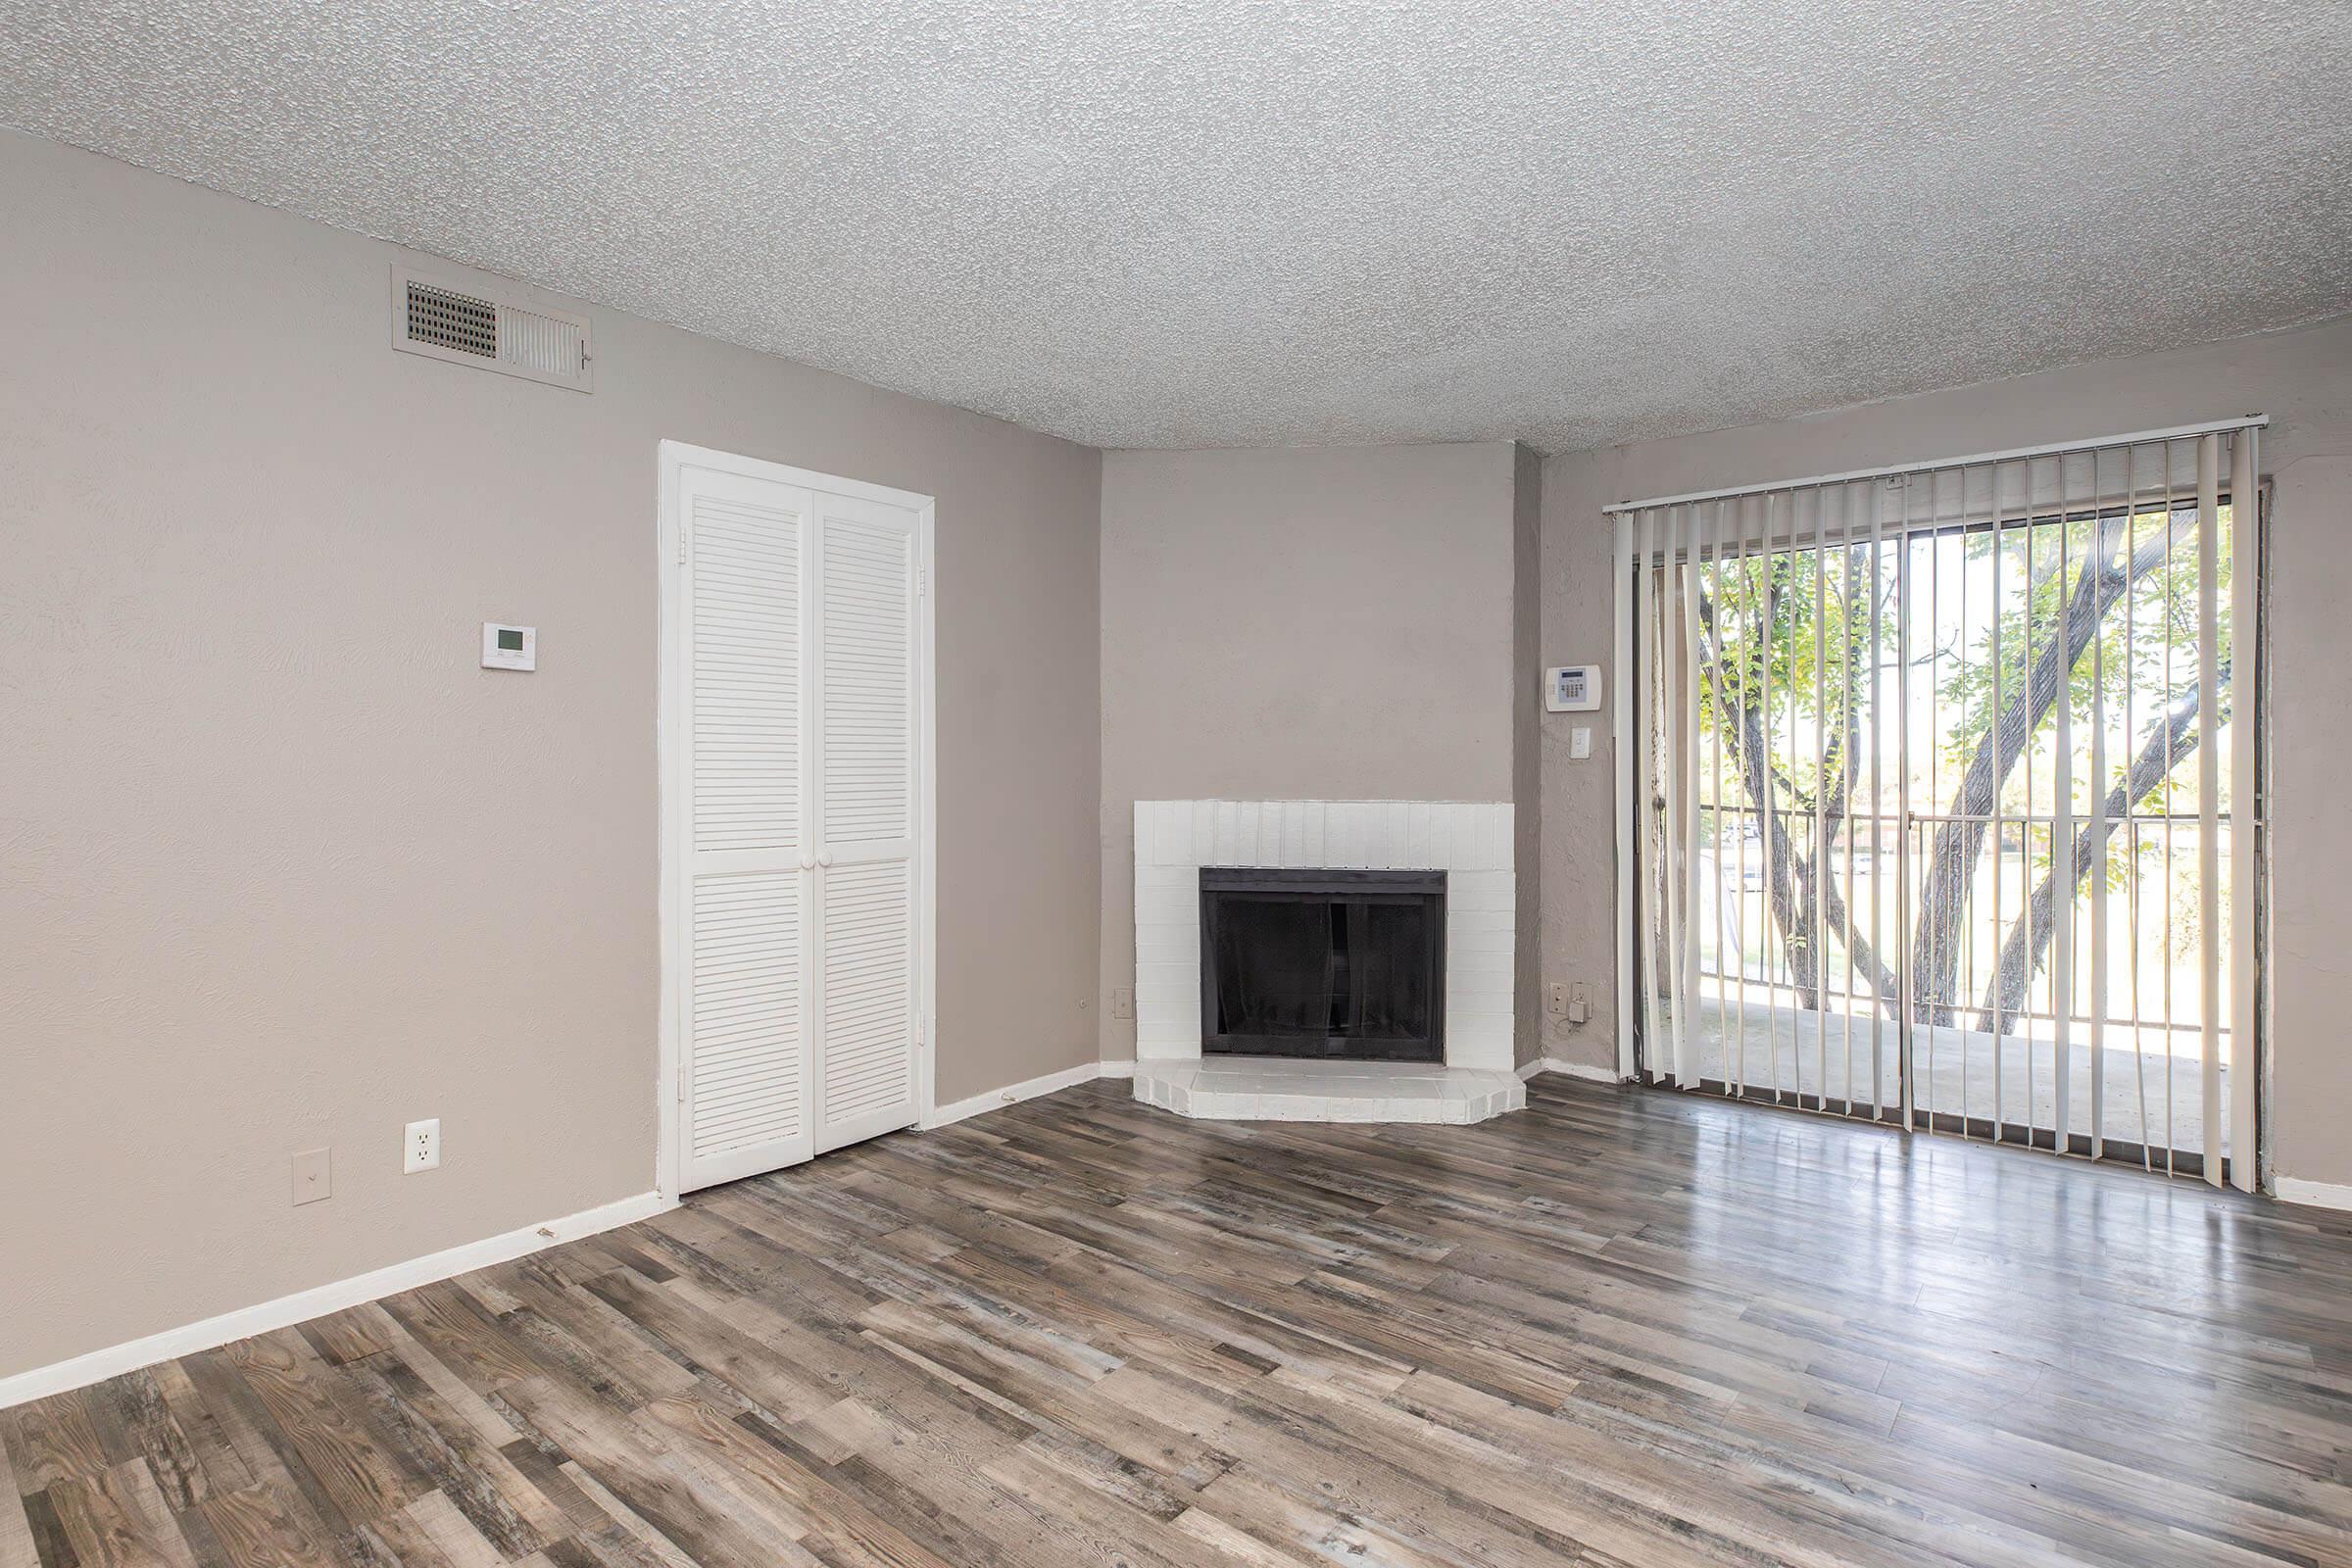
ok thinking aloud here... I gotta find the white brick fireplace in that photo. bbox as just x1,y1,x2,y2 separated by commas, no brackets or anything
1128,799,1524,1122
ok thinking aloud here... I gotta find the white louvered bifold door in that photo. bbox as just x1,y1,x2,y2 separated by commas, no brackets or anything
809,490,923,1153
677,466,816,1192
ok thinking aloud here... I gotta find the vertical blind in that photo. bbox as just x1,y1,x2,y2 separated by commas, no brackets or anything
1610,417,2264,1189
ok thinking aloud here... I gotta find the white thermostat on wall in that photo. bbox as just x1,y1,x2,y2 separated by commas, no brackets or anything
1544,664,1601,712
481,622,536,671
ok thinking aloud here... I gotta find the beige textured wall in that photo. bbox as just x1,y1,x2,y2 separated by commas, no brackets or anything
1533,316,2352,1192
1097,444,1526,1061
0,130,1101,1381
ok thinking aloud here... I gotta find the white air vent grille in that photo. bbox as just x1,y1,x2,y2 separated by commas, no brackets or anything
406,281,497,358
499,305,582,380
391,267,593,393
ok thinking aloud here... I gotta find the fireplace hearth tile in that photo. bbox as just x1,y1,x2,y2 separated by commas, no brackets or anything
1130,1058,1525,1124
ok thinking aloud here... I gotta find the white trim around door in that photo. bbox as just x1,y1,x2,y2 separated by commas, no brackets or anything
656,441,937,1200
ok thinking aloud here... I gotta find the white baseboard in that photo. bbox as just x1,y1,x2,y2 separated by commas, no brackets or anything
2276,1176,2352,1212
1097,1059,1136,1078
923,1059,1105,1129
1520,1055,1624,1085
0,1190,671,1412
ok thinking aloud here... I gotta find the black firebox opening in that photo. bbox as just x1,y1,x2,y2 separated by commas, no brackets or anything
1200,867,1446,1062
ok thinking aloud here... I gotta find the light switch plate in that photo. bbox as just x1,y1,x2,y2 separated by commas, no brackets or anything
292,1148,331,1206
1571,726,1592,760
481,623,536,670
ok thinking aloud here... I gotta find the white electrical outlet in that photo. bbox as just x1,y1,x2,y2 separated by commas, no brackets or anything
404,1118,441,1174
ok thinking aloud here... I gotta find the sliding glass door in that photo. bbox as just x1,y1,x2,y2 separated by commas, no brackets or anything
1623,425,2262,1187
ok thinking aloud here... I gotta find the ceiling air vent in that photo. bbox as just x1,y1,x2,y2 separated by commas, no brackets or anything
390,267,593,393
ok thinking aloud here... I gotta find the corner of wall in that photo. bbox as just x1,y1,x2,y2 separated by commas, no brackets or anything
1511,443,1545,1067
1096,454,1133,1068
1532,446,1625,1074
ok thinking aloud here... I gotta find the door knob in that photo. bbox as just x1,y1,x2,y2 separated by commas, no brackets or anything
816,852,834,867
800,854,815,871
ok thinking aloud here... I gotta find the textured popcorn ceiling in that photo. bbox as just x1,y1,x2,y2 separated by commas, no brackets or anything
3,1,2348,452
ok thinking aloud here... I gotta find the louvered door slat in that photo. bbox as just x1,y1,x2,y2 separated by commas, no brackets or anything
692,496,801,856
811,490,922,1152
677,464,815,1192
819,510,913,847
817,859,915,1141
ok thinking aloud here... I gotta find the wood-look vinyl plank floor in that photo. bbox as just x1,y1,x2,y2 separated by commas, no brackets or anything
9,1075,2352,1567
